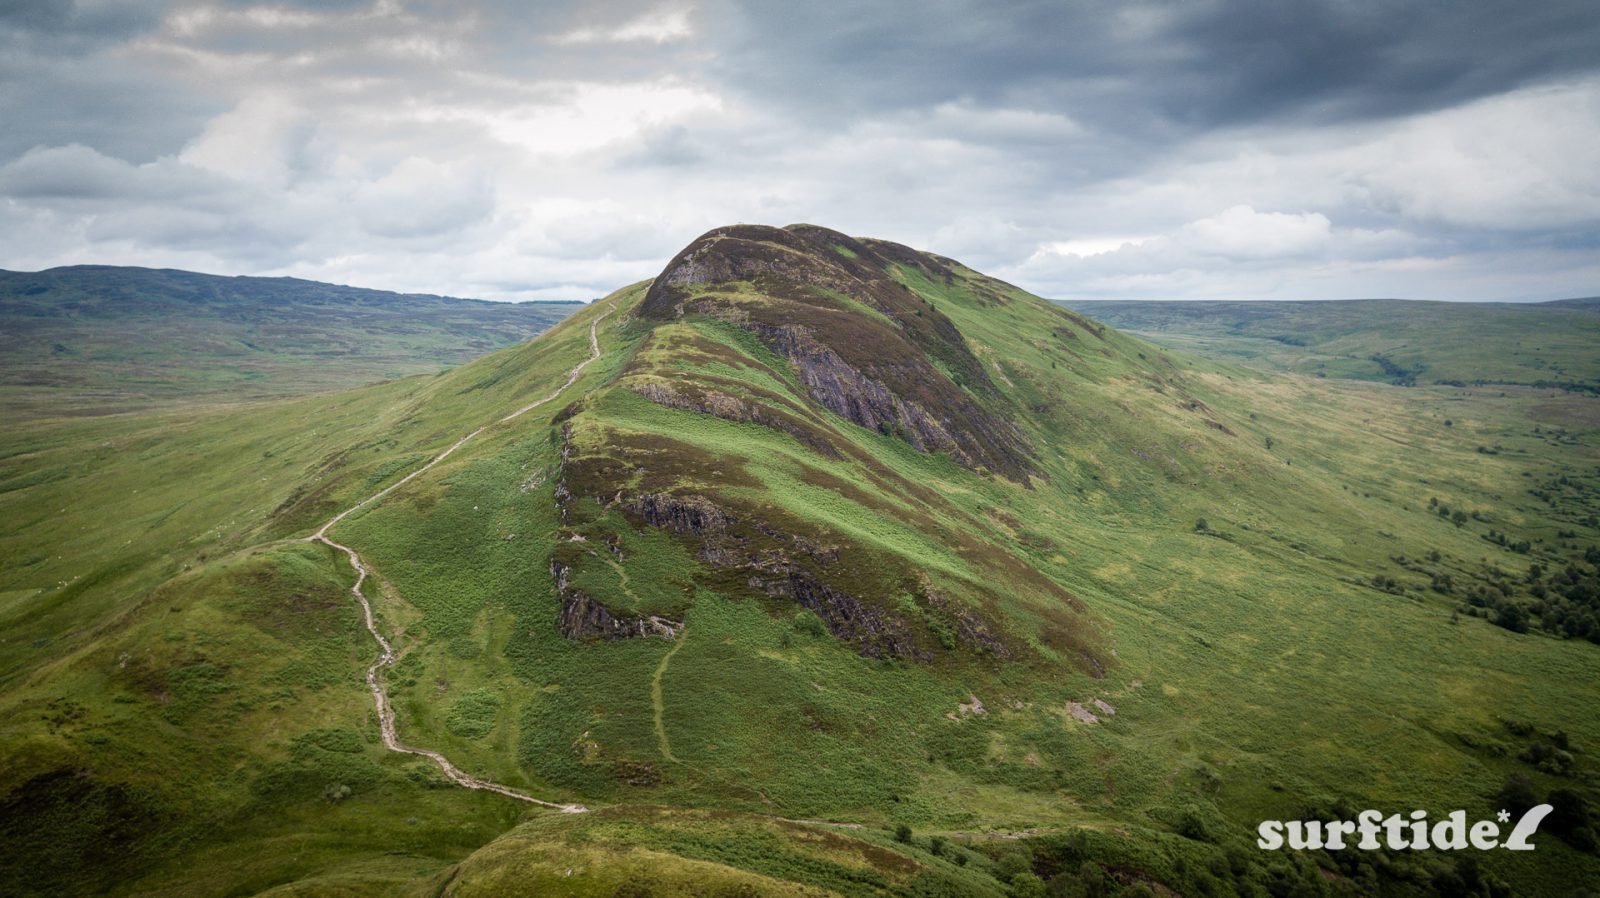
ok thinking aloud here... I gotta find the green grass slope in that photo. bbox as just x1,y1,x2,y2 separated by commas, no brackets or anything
0,265,581,417
1059,298,1600,390
1,227,1597,897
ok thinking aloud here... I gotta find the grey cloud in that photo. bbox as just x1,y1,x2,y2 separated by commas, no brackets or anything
352,158,494,238
0,144,230,200
0,0,159,46
0,0,1597,302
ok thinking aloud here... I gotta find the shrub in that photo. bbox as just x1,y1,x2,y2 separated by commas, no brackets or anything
1496,775,1538,817
1008,872,1045,898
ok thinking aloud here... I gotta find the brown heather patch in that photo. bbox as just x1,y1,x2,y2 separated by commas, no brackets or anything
563,424,762,499
235,568,343,636
770,819,922,876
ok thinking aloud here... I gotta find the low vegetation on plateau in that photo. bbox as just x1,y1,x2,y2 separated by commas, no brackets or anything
1061,298,1600,392
1,225,1597,896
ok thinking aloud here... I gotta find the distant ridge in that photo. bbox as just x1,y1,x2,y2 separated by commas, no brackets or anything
1545,296,1600,311
0,264,577,306
0,265,582,415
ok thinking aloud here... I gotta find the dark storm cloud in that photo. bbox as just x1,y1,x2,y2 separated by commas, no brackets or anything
717,0,1600,132
1165,0,1600,124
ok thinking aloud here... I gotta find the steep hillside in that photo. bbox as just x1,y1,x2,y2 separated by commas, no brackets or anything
0,265,580,417
1059,297,1600,390
2,226,1598,897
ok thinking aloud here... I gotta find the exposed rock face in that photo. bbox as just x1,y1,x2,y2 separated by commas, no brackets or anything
749,571,924,661
552,562,681,642
753,322,963,460
637,224,1034,481
625,491,731,537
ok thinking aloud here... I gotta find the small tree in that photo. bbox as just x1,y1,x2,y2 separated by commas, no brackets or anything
894,823,912,843
1194,518,1209,532
1496,603,1530,634
1548,787,1592,845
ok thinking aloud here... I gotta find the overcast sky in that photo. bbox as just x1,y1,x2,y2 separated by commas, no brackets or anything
2,1,1598,302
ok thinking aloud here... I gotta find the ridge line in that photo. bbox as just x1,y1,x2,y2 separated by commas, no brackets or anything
306,304,615,812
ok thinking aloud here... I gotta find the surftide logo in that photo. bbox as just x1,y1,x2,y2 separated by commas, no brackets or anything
1258,805,1554,851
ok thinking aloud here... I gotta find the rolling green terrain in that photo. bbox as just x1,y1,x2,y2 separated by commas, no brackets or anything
1058,299,1600,391
2,227,1598,897
0,265,581,418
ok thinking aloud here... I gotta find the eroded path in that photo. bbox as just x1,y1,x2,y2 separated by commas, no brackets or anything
650,634,687,764
308,306,614,813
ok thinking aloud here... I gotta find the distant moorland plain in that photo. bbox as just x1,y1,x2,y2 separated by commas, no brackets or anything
1059,298,1600,391
0,265,581,418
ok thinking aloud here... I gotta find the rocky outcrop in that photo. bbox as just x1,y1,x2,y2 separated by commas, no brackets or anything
923,587,1010,659
552,562,681,642
640,225,862,317
753,322,965,459
625,492,731,537
749,570,925,661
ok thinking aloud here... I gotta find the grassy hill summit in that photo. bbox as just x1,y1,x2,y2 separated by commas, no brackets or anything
1,225,1598,896
0,265,581,417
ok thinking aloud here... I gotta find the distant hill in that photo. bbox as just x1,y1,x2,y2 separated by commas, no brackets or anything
1546,296,1600,311
1058,297,1600,389
0,265,583,416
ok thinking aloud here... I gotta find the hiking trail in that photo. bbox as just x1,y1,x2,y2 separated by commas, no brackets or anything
307,305,613,813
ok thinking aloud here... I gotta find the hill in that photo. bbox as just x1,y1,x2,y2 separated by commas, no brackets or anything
0,265,581,417
1,227,1598,896
1058,298,1600,390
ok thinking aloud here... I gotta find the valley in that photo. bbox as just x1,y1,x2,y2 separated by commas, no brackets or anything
1,226,1597,897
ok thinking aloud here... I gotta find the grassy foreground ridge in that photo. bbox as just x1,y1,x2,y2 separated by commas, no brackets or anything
2,225,1598,896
